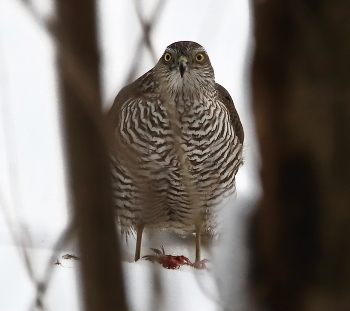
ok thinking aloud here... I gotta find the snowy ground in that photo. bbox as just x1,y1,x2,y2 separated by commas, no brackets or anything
0,242,220,311
0,193,253,311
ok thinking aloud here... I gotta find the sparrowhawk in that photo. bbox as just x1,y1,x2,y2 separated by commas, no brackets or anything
108,41,244,262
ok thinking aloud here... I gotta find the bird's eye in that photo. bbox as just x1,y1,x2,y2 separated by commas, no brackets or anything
195,53,205,62
164,53,172,62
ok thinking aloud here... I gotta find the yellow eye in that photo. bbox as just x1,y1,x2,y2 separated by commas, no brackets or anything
164,53,172,61
196,53,205,62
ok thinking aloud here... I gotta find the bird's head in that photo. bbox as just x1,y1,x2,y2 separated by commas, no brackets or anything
155,41,215,96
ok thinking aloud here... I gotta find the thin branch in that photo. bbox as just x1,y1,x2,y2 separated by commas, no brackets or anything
18,0,110,149
123,0,166,84
0,41,48,309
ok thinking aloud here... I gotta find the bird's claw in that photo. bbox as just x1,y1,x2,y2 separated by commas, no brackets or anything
149,245,165,256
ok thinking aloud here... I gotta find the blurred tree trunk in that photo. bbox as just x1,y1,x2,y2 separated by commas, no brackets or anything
56,1,127,310
250,0,350,310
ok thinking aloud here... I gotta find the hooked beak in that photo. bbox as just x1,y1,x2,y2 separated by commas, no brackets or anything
178,56,188,78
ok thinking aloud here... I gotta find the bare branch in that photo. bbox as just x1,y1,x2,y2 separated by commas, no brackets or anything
123,0,166,84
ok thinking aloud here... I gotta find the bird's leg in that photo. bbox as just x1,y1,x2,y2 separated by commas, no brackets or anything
195,224,201,262
135,224,144,261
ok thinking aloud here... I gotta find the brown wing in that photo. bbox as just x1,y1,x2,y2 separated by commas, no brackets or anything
107,69,155,160
215,83,244,144
108,68,154,127
108,82,138,123
106,78,141,161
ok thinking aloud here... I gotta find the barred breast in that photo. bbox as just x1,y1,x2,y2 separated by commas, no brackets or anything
110,70,243,237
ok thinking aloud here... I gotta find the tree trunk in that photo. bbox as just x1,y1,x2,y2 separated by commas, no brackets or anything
250,1,350,310
56,1,127,310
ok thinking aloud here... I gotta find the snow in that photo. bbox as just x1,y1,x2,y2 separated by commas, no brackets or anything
124,261,219,311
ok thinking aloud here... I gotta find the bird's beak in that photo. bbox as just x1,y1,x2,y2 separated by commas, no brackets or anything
178,56,188,78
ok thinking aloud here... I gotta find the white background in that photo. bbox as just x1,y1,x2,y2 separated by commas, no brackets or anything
0,0,259,310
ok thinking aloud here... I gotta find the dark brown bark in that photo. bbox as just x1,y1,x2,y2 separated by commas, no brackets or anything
56,1,127,310
250,0,350,310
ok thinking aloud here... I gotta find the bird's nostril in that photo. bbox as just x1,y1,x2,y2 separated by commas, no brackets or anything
179,61,187,78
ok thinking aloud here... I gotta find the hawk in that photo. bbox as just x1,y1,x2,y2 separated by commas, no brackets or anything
108,41,244,262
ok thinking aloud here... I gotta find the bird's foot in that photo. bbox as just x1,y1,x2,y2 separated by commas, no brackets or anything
143,246,210,270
